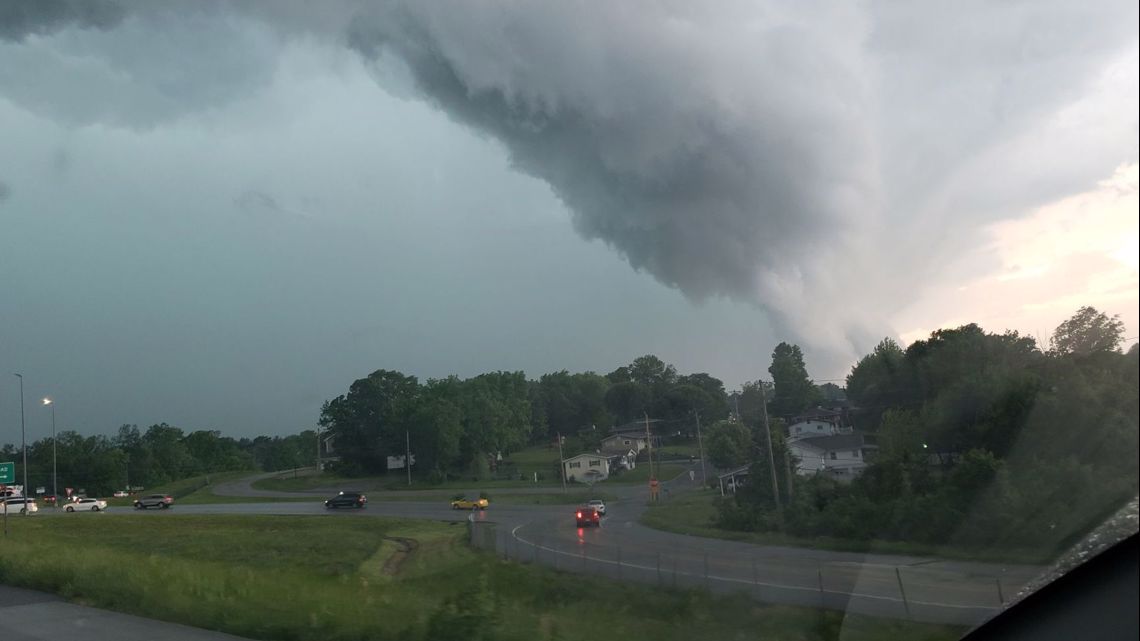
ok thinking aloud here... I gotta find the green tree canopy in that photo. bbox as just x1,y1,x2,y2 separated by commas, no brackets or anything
768,342,822,417
1049,306,1125,355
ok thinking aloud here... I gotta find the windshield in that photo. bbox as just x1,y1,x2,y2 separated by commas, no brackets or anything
0,2,1136,641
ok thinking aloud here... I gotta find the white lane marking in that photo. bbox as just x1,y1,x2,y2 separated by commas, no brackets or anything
508,523,997,613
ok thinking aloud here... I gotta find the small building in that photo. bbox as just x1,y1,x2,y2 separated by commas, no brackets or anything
717,465,750,496
562,453,611,483
787,407,851,442
600,446,637,472
788,433,876,481
601,433,649,454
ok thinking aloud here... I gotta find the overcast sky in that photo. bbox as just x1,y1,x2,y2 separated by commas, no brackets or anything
1,1,1137,440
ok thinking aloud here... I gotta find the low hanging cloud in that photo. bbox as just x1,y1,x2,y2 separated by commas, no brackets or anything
2,0,1136,364
339,1,1137,358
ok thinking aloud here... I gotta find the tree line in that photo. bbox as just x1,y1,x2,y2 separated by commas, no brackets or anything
1,424,316,497
718,306,1138,556
317,355,740,479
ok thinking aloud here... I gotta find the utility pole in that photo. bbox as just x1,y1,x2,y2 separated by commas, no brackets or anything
784,448,794,496
557,432,566,493
405,430,412,486
15,374,28,516
694,409,707,486
315,425,321,472
758,382,783,522
644,412,654,481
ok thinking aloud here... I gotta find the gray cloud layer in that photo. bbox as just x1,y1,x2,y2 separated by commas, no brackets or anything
3,0,1136,365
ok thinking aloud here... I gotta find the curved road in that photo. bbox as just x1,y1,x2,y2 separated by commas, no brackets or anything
71,469,1045,627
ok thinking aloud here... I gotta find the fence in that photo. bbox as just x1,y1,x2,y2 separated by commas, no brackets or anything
469,519,1023,627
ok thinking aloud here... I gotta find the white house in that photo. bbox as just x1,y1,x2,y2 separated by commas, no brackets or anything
601,433,649,454
562,453,611,483
787,407,851,442
788,433,876,481
600,446,637,472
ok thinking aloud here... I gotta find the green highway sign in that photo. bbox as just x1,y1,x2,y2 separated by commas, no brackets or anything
0,461,14,485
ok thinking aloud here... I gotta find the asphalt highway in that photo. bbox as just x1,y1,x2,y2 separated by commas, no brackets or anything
14,470,1048,630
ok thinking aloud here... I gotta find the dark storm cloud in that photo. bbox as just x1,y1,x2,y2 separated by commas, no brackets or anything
335,1,1136,357
0,0,124,42
343,4,876,306
1,0,1135,362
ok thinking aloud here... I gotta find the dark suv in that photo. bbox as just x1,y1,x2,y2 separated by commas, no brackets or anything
575,506,601,527
325,491,367,509
134,494,173,509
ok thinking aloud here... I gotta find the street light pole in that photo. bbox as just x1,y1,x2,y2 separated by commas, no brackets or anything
14,374,28,515
43,398,56,505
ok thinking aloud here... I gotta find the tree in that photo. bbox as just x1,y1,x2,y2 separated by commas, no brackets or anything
768,343,822,417
846,338,906,429
603,381,650,423
734,380,773,427
457,371,532,468
320,369,420,474
1049,306,1125,355
704,420,751,469
676,372,730,420
628,354,677,389
411,377,465,475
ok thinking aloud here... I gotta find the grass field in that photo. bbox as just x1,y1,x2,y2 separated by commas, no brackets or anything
641,488,1053,565
0,514,963,641
607,461,689,484
253,473,564,493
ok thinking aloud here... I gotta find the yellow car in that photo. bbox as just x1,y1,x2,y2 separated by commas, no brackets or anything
450,497,489,510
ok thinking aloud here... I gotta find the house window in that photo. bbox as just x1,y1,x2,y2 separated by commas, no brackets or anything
829,452,837,460
851,451,859,457
816,425,822,430
589,459,601,467
569,462,581,469
623,439,630,445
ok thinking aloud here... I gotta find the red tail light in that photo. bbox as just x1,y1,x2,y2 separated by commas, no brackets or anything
576,511,582,518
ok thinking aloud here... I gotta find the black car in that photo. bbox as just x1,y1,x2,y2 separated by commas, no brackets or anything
325,491,367,509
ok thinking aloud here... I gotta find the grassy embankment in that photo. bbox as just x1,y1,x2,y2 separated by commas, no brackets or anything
641,488,1056,565
100,471,313,507
0,514,963,641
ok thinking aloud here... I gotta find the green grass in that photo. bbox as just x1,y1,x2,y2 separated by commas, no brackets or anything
655,443,701,459
605,462,689,484
641,489,1055,565
253,472,563,493
0,514,962,641
96,471,254,508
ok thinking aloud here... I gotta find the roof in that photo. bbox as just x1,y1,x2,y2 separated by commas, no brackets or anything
717,465,750,479
788,433,875,452
562,452,609,463
602,433,645,441
610,418,664,433
793,407,843,421
599,446,636,457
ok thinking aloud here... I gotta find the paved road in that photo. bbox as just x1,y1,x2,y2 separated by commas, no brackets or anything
193,468,1047,625
0,585,251,641
11,468,1049,630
